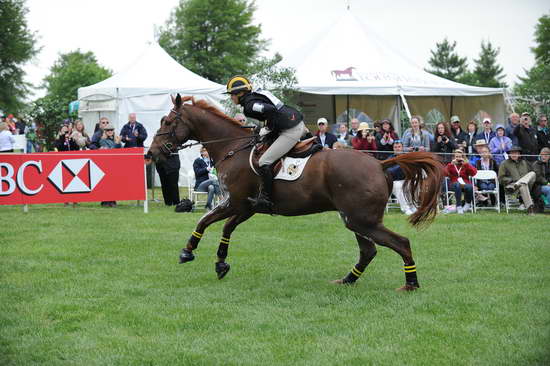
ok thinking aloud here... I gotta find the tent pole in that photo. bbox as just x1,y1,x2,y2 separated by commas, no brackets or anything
450,96,454,119
346,95,350,124
395,95,401,136
332,95,337,126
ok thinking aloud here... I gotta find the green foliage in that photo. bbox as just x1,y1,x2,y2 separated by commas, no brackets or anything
459,40,506,88
514,13,550,116
27,96,67,151
42,49,112,111
425,38,468,82
158,0,265,84
532,13,550,64
0,205,549,365
0,0,39,114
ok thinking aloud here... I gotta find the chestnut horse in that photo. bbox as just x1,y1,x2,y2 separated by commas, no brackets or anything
147,94,443,290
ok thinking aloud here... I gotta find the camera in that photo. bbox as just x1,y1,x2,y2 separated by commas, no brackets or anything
413,147,419,152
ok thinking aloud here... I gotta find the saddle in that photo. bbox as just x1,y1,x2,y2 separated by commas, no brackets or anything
252,136,322,176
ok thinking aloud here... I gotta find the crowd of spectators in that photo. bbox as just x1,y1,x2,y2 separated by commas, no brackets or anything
312,111,550,215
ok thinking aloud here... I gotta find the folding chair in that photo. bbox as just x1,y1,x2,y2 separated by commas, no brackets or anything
385,193,400,212
185,171,209,209
472,170,500,213
504,191,524,213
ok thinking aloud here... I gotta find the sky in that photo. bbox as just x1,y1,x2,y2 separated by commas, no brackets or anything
22,0,549,99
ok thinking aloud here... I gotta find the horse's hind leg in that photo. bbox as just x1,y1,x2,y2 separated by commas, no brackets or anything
180,200,234,264
214,212,254,279
362,223,419,291
333,234,377,285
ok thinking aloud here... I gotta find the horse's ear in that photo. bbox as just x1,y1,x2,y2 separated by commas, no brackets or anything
175,93,182,108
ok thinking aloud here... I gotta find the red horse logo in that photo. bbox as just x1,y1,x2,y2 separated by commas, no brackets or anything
331,67,356,78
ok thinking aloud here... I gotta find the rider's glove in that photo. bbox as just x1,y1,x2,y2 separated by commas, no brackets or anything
259,127,271,137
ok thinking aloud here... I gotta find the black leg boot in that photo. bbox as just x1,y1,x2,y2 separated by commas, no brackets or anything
249,165,274,211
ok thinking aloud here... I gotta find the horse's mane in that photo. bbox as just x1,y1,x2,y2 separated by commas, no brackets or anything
182,96,244,128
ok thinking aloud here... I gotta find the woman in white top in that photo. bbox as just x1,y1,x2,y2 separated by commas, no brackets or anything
0,122,16,152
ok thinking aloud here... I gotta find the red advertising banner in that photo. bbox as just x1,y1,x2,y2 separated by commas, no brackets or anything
0,148,146,205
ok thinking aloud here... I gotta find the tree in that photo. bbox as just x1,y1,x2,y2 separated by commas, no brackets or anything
158,0,265,84
532,13,550,64
0,0,39,114
515,13,550,116
460,40,507,87
425,38,468,82
42,49,112,112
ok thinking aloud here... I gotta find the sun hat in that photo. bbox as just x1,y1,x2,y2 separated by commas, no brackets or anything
357,122,372,132
317,117,328,125
474,139,488,147
104,123,115,130
495,124,505,131
482,117,492,124
450,115,461,123
509,145,522,152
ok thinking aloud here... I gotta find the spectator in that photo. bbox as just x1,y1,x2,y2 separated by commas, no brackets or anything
315,118,337,148
120,113,148,148
536,114,549,150
533,147,550,209
506,112,520,145
514,112,539,162
99,123,121,207
450,115,468,150
234,113,247,124
90,117,110,149
13,117,25,135
476,117,496,144
464,120,478,157
498,145,536,215
388,141,416,215
6,114,17,134
335,123,352,147
469,139,488,166
431,122,457,164
71,120,90,149
488,125,512,165
376,119,398,160
373,121,382,136
155,117,181,206
55,124,79,151
193,147,221,210
475,145,499,206
24,120,39,153
349,118,360,137
0,122,16,152
99,123,122,149
444,149,477,214
402,115,430,152
351,122,377,156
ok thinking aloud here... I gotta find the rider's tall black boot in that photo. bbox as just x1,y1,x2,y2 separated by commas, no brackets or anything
250,165,274,211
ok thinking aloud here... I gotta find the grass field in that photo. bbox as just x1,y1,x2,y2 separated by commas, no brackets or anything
1,199,549,365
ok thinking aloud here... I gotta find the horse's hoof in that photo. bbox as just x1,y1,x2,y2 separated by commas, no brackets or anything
179,250,195,264
330,279,355,285
396,284,419,292
215,262,230,279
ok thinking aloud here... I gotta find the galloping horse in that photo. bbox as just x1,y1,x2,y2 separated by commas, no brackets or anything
147,94,443,291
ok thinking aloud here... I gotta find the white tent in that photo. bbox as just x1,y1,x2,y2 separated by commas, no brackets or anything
77,42,226,147
279,11,506,131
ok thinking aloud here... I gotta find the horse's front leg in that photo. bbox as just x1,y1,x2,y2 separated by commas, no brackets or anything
180,199,234,264
214,212,254,279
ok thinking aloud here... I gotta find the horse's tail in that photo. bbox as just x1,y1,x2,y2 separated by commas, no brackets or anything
381,152,444,228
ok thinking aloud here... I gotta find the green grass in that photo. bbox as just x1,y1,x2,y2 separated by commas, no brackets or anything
1,201,549,365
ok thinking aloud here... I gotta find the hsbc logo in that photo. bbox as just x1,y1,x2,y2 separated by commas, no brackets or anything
48,159,105,193
0,159,105,196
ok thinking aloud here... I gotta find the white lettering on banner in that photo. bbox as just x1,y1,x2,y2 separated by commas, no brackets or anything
0,163,16,196
17,161,43,195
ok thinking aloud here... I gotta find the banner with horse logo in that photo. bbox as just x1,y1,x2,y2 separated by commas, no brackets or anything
0,148,145,205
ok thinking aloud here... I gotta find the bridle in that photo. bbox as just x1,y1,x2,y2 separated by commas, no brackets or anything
155,107,260,163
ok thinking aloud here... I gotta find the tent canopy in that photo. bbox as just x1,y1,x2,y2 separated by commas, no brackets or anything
278,11,505,129
77,42,226,147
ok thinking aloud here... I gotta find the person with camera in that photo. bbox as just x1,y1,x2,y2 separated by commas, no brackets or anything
431,122,457,164
514,112,539,162
376,119,399,160
402,115,430,152
444,149,478,214
351,122,377,156
55,123,79,151
99,123,122,149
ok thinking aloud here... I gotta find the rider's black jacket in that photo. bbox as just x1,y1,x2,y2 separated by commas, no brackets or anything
239,91,302,133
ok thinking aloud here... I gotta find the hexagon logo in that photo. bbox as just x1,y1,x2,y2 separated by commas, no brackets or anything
47,159,105,193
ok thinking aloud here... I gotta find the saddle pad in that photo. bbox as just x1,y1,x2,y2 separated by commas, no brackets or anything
274,156,311,181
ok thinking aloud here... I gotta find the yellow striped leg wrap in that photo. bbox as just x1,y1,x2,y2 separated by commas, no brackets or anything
220,236,230,245
404,264,417,273
351,266,363,277
192,231,203,239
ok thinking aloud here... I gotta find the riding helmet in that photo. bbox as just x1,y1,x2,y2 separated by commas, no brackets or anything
225,75,252,95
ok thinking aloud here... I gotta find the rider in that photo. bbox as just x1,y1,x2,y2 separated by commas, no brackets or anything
225,75,306,210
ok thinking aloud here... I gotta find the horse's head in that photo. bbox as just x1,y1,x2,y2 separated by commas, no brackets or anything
147,94,194,163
